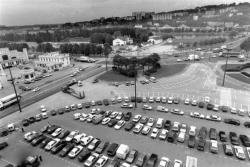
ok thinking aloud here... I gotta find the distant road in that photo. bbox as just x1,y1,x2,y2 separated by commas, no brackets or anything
0,65,104,119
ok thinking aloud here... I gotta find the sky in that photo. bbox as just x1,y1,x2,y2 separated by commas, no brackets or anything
0,0,248,26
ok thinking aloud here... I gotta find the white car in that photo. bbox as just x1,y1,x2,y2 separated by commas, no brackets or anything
213,104,219,111
155,97,161,102
102,118,111,125
65,130,79,142
116,112,124,120
110,111,118,119
143,105,152,110
230,107,237,114
41,112,48,119
191,100,197,106
246,147,250,160
117,97,122,103
156,106,168,112
24,131,36,140
171,109,184,115
149,97,154,103
159,129,168,140
114,120,126,130
80,113,88,122
189,126,196,136
121,103,133,108
95,155,108,167
124,96,129,102
210,140,218,153
234,146,246,160
120,162,131,167
45,138,60,151
238,109,245,116
150,128,159,139
167,97,173,104
146,118,155,127
184,98,190,105
141,125,151,135
161,97,167,103
158,157,170,167
73,133,86,144
132,115,141,122
40,105,47,112
206,115,221,122
33,87,40,92
177,132,185,143
190,112,204,119
204,96,210,103
84,153,100,167
74,113,81,120
173,159,183,167
68,145,83,158
77,103,82,109
142,97,147,103
51,128,63,137
172,122,180,132
91,100,96,106
180,124,187,133
133,123,144,133
81,136,94,146
111,98,116,104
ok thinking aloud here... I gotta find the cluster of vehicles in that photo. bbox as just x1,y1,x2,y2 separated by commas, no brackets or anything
23,125,183,167
73,106,250,161
112,77,157,87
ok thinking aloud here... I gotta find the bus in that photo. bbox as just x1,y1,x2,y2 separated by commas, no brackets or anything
0,94,21,110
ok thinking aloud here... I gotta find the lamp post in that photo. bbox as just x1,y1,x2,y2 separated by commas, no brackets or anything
222,53,229,87
8,67,22,112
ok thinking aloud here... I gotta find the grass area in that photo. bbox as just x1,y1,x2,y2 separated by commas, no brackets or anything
227,73,250,84
98,63,188,82
152,64,188,79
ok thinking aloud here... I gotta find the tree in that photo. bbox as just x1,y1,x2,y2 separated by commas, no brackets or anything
113,31,122,38
104,43,112,71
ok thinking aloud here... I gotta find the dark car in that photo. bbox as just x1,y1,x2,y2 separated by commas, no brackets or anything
28,133,42,143
188,136,196,148
145,153,158,167
206,103,214,110
220,106,230,112
103,99,110,106
136,153,147,167
124,122,136,131
167,131,176,143
126,149,138,163
108,157,120,167
47,125,60,134
40,137,52,148
58,109,64,115
198,127,207,140
173,98,180,104
51,141,67,154
0,142,8,150
197,139,206,151
209,128,217,140
219,131,227,142
58,143,74,157
124,112,132,121
31,135,46,146
223,143,234,156
198,101,205,108
58,130,70,139
22,119,30,127
0,129,9,137
92,115,105,125
84,102,91,108
108,119,118,127
50,110,57,116
244,121,250,128
95,141,109,154
239,135,250,147
224,118,240,126
28,116,36,124
107,143,119,157
229,132,240,145
78,148,91,162
140,116,148,124
96,100,103,105
164,120,171,130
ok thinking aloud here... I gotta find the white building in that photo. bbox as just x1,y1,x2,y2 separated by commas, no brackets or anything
112,37,133,46
0,48,29,68
35,52,70,72
148,36,163,45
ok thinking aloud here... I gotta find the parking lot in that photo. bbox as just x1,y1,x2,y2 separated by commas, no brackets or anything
1,96,250,167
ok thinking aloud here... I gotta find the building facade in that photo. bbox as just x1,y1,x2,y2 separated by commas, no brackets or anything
132,12,154,20
152,13,173,21
35,52,70,72
113,36,133,46
0,48,29,68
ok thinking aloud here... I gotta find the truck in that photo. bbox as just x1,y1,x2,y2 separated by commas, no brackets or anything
185,156,197,167
116,144,130,160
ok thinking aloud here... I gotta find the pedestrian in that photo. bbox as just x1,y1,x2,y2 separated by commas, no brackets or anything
21,127,24,133
39,155,43,162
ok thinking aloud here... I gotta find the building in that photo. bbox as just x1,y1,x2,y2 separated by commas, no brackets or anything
113,36,133,46
207,21,224,27
193,15,199,21
132,12,154,20
0,48,29,68
35,52,70,72
152,12,172,21
20,67,36,81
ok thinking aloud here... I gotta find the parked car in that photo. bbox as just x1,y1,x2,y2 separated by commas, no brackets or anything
84,152,100,167
158,157,170,167
223,143,234,156
132,115,142,122
206,115,221,122
209,128,217,140
141,126,151,135
95,155,109,167
45,138,60,151
145,153,158,167
51,141,67,154
0,142,8,150
124,122,136,131
135,153,147,167
95,141,109,154
126,149,138,163
114,120,126,130
219,131,227,142
210,140,218,153
88,138,101,150
107,143,119,157
173,159,183,167
239,135,250,147
171,109,184,115
159,129,168,140
133,123,144,134
224,118,240,126
78,148,91,162
234,146,246,160
188,136,196,148
59,143,74,157
150,128,159,139
108,157,120,167
229,132,240,145
124,112,132,121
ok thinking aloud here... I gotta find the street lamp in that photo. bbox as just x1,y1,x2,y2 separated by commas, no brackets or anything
8,66,22,112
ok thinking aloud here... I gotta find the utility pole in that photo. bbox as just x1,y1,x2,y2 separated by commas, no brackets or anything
222,54,229,87
8,67,22,112
134,68,137,108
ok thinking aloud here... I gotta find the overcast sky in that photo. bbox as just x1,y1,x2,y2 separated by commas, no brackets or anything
0,0,247,26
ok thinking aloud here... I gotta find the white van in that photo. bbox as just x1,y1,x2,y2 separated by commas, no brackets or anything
156,118,164,128
78,81,83,87
116,144,130,160
7,123,15,132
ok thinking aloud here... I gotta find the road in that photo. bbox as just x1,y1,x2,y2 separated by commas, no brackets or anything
0,65,105,119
